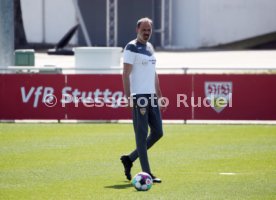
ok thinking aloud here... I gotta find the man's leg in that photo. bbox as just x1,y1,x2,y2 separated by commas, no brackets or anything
131,103,151,173
129,102,163,161
147,105,163,146
123,103,163,182
146,102,163,183
121,95,151,180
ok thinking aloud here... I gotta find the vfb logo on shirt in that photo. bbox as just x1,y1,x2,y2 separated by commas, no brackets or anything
204,82,233,113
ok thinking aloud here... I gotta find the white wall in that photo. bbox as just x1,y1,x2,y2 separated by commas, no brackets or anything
21,0,43,42
172,0,201,49
21,0,77,44
200,0,276,47
172,0,276,49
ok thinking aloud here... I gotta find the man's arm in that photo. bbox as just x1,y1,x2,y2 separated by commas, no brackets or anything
155,73,162,99
122,63,133,103
155,73,167,111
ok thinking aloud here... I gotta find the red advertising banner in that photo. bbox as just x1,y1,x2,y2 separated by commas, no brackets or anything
0,74,65,119
0,74,276,120
64,75,130,120
159,74,192,119
0,74,192,120
193,74,276,120
0,74,129,120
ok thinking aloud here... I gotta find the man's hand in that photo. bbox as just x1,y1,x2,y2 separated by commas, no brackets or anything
127,96,134,109
159,97,167,112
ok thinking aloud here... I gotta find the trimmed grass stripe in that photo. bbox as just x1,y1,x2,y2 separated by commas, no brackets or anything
0,124,275,199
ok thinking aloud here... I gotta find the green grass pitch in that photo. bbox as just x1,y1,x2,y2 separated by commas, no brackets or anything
0,123,275,200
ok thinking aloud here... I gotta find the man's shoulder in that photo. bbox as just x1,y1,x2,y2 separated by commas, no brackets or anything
124,40,154,55
146,42,154,49
124,40,138,53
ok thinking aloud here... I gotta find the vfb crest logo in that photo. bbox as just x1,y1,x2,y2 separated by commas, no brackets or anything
205,82,233,113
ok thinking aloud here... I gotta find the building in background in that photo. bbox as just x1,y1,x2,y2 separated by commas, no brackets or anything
21,0,276,49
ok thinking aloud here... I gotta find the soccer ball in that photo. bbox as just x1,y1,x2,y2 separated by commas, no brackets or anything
131,172,153,191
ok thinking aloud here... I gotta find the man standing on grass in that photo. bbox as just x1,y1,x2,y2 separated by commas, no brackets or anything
121,17,166,183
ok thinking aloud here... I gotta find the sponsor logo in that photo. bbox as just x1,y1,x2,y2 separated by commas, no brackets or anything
140,108,147,115
205,82,233,113
149,59,156,64
142,59,148,65
20,86,124,108
142,59,156,65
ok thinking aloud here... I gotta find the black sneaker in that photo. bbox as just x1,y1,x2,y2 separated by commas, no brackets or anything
120,155,133,181
149,172,162,183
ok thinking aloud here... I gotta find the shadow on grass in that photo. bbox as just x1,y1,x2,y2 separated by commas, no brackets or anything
105,181,132,190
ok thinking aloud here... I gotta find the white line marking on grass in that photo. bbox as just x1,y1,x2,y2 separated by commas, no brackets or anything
219,172,237,175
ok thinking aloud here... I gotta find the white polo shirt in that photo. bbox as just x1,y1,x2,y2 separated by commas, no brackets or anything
123,39,156,95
